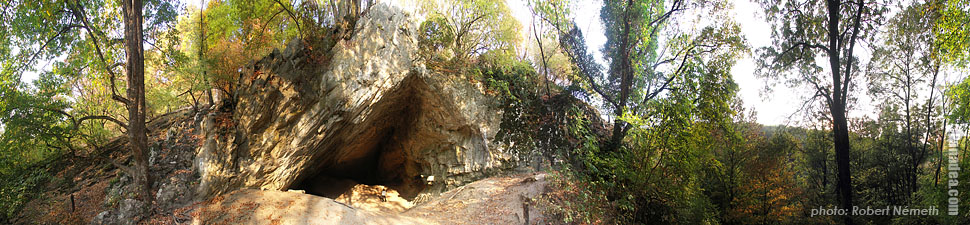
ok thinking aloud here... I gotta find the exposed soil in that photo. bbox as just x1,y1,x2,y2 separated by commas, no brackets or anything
333,184,413,213
186,173,549,225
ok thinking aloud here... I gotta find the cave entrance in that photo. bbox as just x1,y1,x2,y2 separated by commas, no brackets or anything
288,75,437,201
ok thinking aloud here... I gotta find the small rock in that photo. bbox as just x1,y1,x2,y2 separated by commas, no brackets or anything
117,199,145,225
89,211,110,225
283,39,303,59
155,175,192,210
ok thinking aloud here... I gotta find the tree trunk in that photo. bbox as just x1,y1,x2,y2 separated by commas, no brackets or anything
122,0,152,202
609,0,636,152
926,62,942,186
935,114,947,186
904,71,918,196
825,0,853,224
532,19,551,97
200,0,214,106
831,101,854,225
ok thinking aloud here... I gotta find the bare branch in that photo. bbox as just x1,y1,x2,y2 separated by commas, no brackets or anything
773,42,831,66
272,0,303,39
646,0,686,38
641,44,695,106
840,0,866,106
785,89,822,127
68,0,132,106
77,115,129,130
35,105,129,132
24,25,82,70
804,71,834,106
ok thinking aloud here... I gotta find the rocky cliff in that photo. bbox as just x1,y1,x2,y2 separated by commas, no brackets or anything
194,2,514,202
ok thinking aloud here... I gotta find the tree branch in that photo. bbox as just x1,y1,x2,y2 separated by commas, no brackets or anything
272,0,303,39
68,0,132,106
840,0,866,106
24,25,82,70
556,23,618,108
646,0,685,38
453,13,488,61
805,72,834,107
773,42,830,65
34,105,129,132
77,115,129,130
641,46,692,106
786,89,823,127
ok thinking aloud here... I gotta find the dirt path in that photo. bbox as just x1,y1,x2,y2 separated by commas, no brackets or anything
188,173,548,225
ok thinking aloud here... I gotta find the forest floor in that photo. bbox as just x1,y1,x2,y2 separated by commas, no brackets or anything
183,173,550,225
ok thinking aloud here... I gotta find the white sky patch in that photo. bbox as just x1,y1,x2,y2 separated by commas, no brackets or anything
18,45,66,88
571,0,608,67
729,0,803,126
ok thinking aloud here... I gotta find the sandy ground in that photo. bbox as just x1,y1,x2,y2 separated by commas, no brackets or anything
333,184,413,213
188,173,549,225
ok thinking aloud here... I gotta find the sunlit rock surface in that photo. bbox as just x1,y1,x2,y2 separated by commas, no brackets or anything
194,2,511,201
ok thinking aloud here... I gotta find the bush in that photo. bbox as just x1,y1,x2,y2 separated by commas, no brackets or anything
0,163,54,222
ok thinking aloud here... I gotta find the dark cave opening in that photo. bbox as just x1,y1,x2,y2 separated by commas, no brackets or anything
288,76,433,200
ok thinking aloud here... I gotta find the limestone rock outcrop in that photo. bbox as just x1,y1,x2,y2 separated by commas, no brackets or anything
194,3,511,201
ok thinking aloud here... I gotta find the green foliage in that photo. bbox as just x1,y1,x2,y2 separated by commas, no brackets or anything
535,0,602,102
795,128,836,206
195,0,302,95
540,103,614,224
910,137,970,225
0,52,88,225
547,0,749,156
417,14,455,62
417,0,521,70
532,0,750,223
0,166,53,221
541,26,746,222
1,0,182,144
478,54,545,162
946,1,970,120
949,80,970,123
934,0,970,66
0,75,61,160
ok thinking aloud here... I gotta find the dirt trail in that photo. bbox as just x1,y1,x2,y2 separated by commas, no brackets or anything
332,184,414,213
188,173,548,225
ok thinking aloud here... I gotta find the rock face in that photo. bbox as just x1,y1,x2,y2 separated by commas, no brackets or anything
195,3,511,201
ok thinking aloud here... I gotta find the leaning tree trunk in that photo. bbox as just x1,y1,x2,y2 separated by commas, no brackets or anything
122,0,152,202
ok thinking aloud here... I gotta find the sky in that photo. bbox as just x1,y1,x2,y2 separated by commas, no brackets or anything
726,0,821,126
